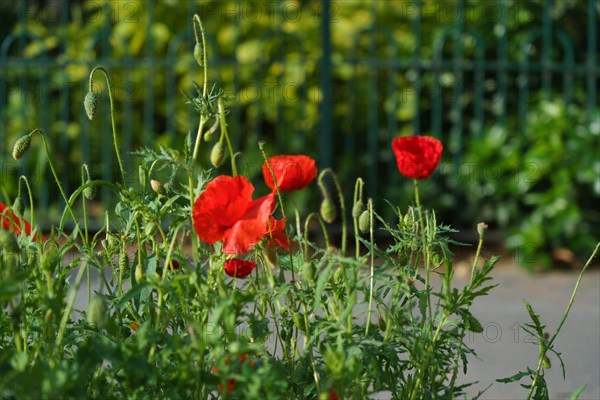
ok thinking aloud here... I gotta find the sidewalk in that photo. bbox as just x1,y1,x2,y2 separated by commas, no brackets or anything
455,262,600,399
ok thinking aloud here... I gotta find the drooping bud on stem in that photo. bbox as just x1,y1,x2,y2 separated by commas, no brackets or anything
12,135,31,160
358,210,370,233
84,91,99,120
87,296,107,327
320,198,337,224
210,142,226,168
13,196,25,216
150,179,165,196
352,200,365,219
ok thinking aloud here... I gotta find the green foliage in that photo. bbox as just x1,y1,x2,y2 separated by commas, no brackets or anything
451,100,599,269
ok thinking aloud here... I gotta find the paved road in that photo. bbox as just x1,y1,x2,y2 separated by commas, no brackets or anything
453,262,600,399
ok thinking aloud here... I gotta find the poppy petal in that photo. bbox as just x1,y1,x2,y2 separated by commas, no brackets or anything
222,193,275,254
263,155,317,192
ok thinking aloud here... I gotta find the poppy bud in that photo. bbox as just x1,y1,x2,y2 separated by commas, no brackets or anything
477,222,488,237
83,181,97,200
0,231,19,254
119,251,129,271
203,130,214,142
150,179,165,195
87,296,107,327
13,196,25,216
352,200,365,219
210,142,226,168
320,198,336,223
358,210,370,233
135,262,144,283
144,222,157,237
12,135,31,160
193,43,204,67
378,317,386,332
84,91,99,120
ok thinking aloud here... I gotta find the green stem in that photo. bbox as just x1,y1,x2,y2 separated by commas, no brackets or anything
319,168,347,256
55,260,89,352
33,130,84,242
470,233,484,285
413,179,430,322
218,98,237,176
526,242,600,400
365,199,375,336
88,66,126,185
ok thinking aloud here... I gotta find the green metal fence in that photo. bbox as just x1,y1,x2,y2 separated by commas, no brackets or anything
0,0,598,222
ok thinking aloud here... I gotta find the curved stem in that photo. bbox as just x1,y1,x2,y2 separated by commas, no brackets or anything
88,66,126,185
319,168,347,256
365,199,375,336
303,212,330,258
526,242,600,400
218,98,237,176
34,130,84,242
353,178,364,259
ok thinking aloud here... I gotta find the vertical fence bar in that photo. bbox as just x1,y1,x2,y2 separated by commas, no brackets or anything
144,0,155,151
411,0,422,135
367,4,379,200
541,0,553,97
586,0,597,121
450,0,464,162
497,0,508,128
319,0,332,168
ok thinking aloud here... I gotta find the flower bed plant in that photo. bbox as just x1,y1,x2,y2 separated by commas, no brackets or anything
0,16,598,400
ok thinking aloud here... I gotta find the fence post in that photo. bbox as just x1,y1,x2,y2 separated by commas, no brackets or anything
319,0,332,167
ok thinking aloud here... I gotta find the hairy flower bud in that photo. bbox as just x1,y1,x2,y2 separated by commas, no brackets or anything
193,43,204,67
87,296,107,327
119,251,129,271
12,135,31,160
210,142,226,168
150,179,165,195
320,198,336,224
203,129,214,142
135,262,144,283
13,196,25,216
358,210,370,233
84,91,99,120
352,200,365,219
477,222,488,237
83,180,97,200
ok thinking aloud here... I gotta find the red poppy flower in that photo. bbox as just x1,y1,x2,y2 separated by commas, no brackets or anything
266,217,292,251
193,175,275,254
329,388,340,400
212,354,256,394
391,136,443,179
263,155,317,192
224,258,257,278
0,200,33,237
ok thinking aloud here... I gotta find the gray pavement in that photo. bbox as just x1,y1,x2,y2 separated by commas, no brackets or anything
453,262,600,399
